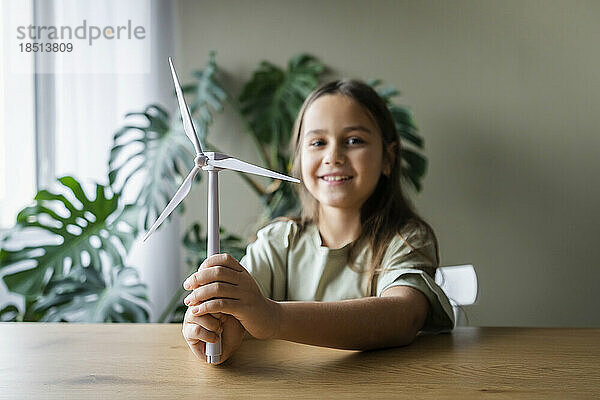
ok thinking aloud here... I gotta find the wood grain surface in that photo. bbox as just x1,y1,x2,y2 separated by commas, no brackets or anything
0,323,598,399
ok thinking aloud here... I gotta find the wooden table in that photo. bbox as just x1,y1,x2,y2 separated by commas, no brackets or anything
0,323,598,399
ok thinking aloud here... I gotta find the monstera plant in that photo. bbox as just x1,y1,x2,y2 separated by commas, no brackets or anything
0,51,428,323
0,177,149,322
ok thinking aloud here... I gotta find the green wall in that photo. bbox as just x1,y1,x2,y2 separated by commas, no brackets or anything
176,0,600,327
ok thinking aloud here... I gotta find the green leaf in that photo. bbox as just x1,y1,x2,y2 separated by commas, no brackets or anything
108,104,196,230
368,80,427,191
401,148,428,192
367,78,382,88
389,105,423,148
377,85,401,101
0,304,19,322
32,265,150,322
182,50,228,146
239,53,325,168
0,177,137,297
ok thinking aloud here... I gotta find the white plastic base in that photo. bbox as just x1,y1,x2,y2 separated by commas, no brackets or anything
206,354,221,363
205,332,222,364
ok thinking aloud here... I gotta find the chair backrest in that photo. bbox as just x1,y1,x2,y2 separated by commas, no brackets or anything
435,264,478,327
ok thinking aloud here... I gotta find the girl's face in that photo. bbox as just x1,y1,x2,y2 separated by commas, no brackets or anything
300,94,388,212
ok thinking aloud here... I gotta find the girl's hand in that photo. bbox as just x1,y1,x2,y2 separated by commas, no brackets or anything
182,306,246,364
183,253,281,340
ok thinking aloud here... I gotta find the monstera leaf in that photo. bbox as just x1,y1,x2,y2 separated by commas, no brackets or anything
239,53,325,170
32,265,150,322
0,176,137,298
181,50,228,141
0,304,19,322
369,79,427,191
108,104,195,230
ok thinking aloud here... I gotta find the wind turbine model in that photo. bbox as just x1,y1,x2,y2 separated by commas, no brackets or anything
143,57,300,363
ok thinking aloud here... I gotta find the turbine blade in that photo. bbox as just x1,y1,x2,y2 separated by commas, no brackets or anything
143,166,201,242
168,57,203,156
210,157,300,183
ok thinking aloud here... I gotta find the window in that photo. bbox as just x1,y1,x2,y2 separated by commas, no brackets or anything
0,0,36,229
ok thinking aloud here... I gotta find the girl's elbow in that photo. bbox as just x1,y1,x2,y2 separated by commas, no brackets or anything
362,326,419,351
401,326,420,346
393,303,428,347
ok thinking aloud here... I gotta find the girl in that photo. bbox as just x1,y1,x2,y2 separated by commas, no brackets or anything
181,80,454,364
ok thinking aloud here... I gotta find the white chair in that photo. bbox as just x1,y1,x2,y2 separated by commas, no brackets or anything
435,264,478,327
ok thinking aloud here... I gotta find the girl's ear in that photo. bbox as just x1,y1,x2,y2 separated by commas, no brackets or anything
383,141,398,176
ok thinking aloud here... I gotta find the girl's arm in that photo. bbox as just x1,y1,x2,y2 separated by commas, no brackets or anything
183,254,429,351
274,286,429,350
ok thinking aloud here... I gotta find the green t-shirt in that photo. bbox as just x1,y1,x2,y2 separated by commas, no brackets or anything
240,220,454,333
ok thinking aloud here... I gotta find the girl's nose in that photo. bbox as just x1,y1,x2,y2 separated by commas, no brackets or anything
324,144,344,165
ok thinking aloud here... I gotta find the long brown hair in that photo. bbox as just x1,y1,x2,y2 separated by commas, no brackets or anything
283,79,439,296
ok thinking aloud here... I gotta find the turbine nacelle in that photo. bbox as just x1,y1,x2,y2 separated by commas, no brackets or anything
194,154,209,168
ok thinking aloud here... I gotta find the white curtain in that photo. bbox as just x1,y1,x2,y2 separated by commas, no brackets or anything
2,0,184,322
0,0,36,229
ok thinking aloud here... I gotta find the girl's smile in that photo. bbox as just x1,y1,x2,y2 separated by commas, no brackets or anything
300,94,388,211
319,173,353,185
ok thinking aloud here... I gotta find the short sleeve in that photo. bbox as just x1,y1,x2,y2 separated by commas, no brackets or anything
376,223,455,333
239,220,297,301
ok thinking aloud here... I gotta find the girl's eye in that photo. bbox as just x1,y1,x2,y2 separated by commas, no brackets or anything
308,138,364,147
347,137,364,145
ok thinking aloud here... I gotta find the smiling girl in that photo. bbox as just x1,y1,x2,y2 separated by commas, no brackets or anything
181,80,454,363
